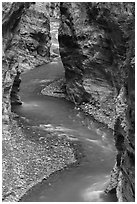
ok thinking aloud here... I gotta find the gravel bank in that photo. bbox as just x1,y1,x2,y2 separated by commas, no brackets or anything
2,114,76,202
41,78,116,130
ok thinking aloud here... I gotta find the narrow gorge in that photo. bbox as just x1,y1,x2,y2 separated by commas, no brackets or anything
2,2,135,202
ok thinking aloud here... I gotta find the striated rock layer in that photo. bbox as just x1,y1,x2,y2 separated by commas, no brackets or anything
58,2,135,201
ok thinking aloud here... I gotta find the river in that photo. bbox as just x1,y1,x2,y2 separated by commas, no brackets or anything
11,58,117,202
11,18,117,202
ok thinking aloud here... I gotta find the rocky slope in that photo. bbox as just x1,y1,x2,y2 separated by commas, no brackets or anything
58,2,135,202
2,3,75,202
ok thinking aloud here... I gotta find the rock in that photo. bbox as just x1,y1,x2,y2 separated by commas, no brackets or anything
10,71,22,105
58,3,116,109
110,85,135,202
2,2,51,201
2,2,51,123
58,2,135,201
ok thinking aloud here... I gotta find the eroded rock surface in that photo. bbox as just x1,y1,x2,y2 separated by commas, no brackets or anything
58,2,117,128
2,2,51,121
58,2,135,201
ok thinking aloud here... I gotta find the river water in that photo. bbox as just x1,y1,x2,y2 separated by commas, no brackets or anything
11,59,117,202
11,18,117,202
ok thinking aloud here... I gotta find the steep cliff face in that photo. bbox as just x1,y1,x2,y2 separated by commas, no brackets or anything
105,85,135,201
58,2,118,128
106,18,135,200
58,2,135,201
2,2,50,124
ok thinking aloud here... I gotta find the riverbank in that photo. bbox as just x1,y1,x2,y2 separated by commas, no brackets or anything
19,139,85,202
41,77,116,130
2,58,117,202
2,113,76,202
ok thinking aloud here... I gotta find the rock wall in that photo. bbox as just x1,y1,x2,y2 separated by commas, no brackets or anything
105,85,135,201
58,2,119,128
2,2,50,124
58,2,135,201
2,2,51,201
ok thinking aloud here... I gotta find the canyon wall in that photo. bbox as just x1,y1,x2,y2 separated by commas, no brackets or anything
58,2,135,201
2,2,50,129
2,3,51,201
58,2,118,128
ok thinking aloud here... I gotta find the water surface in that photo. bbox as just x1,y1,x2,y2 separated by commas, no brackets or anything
12,59,117,202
